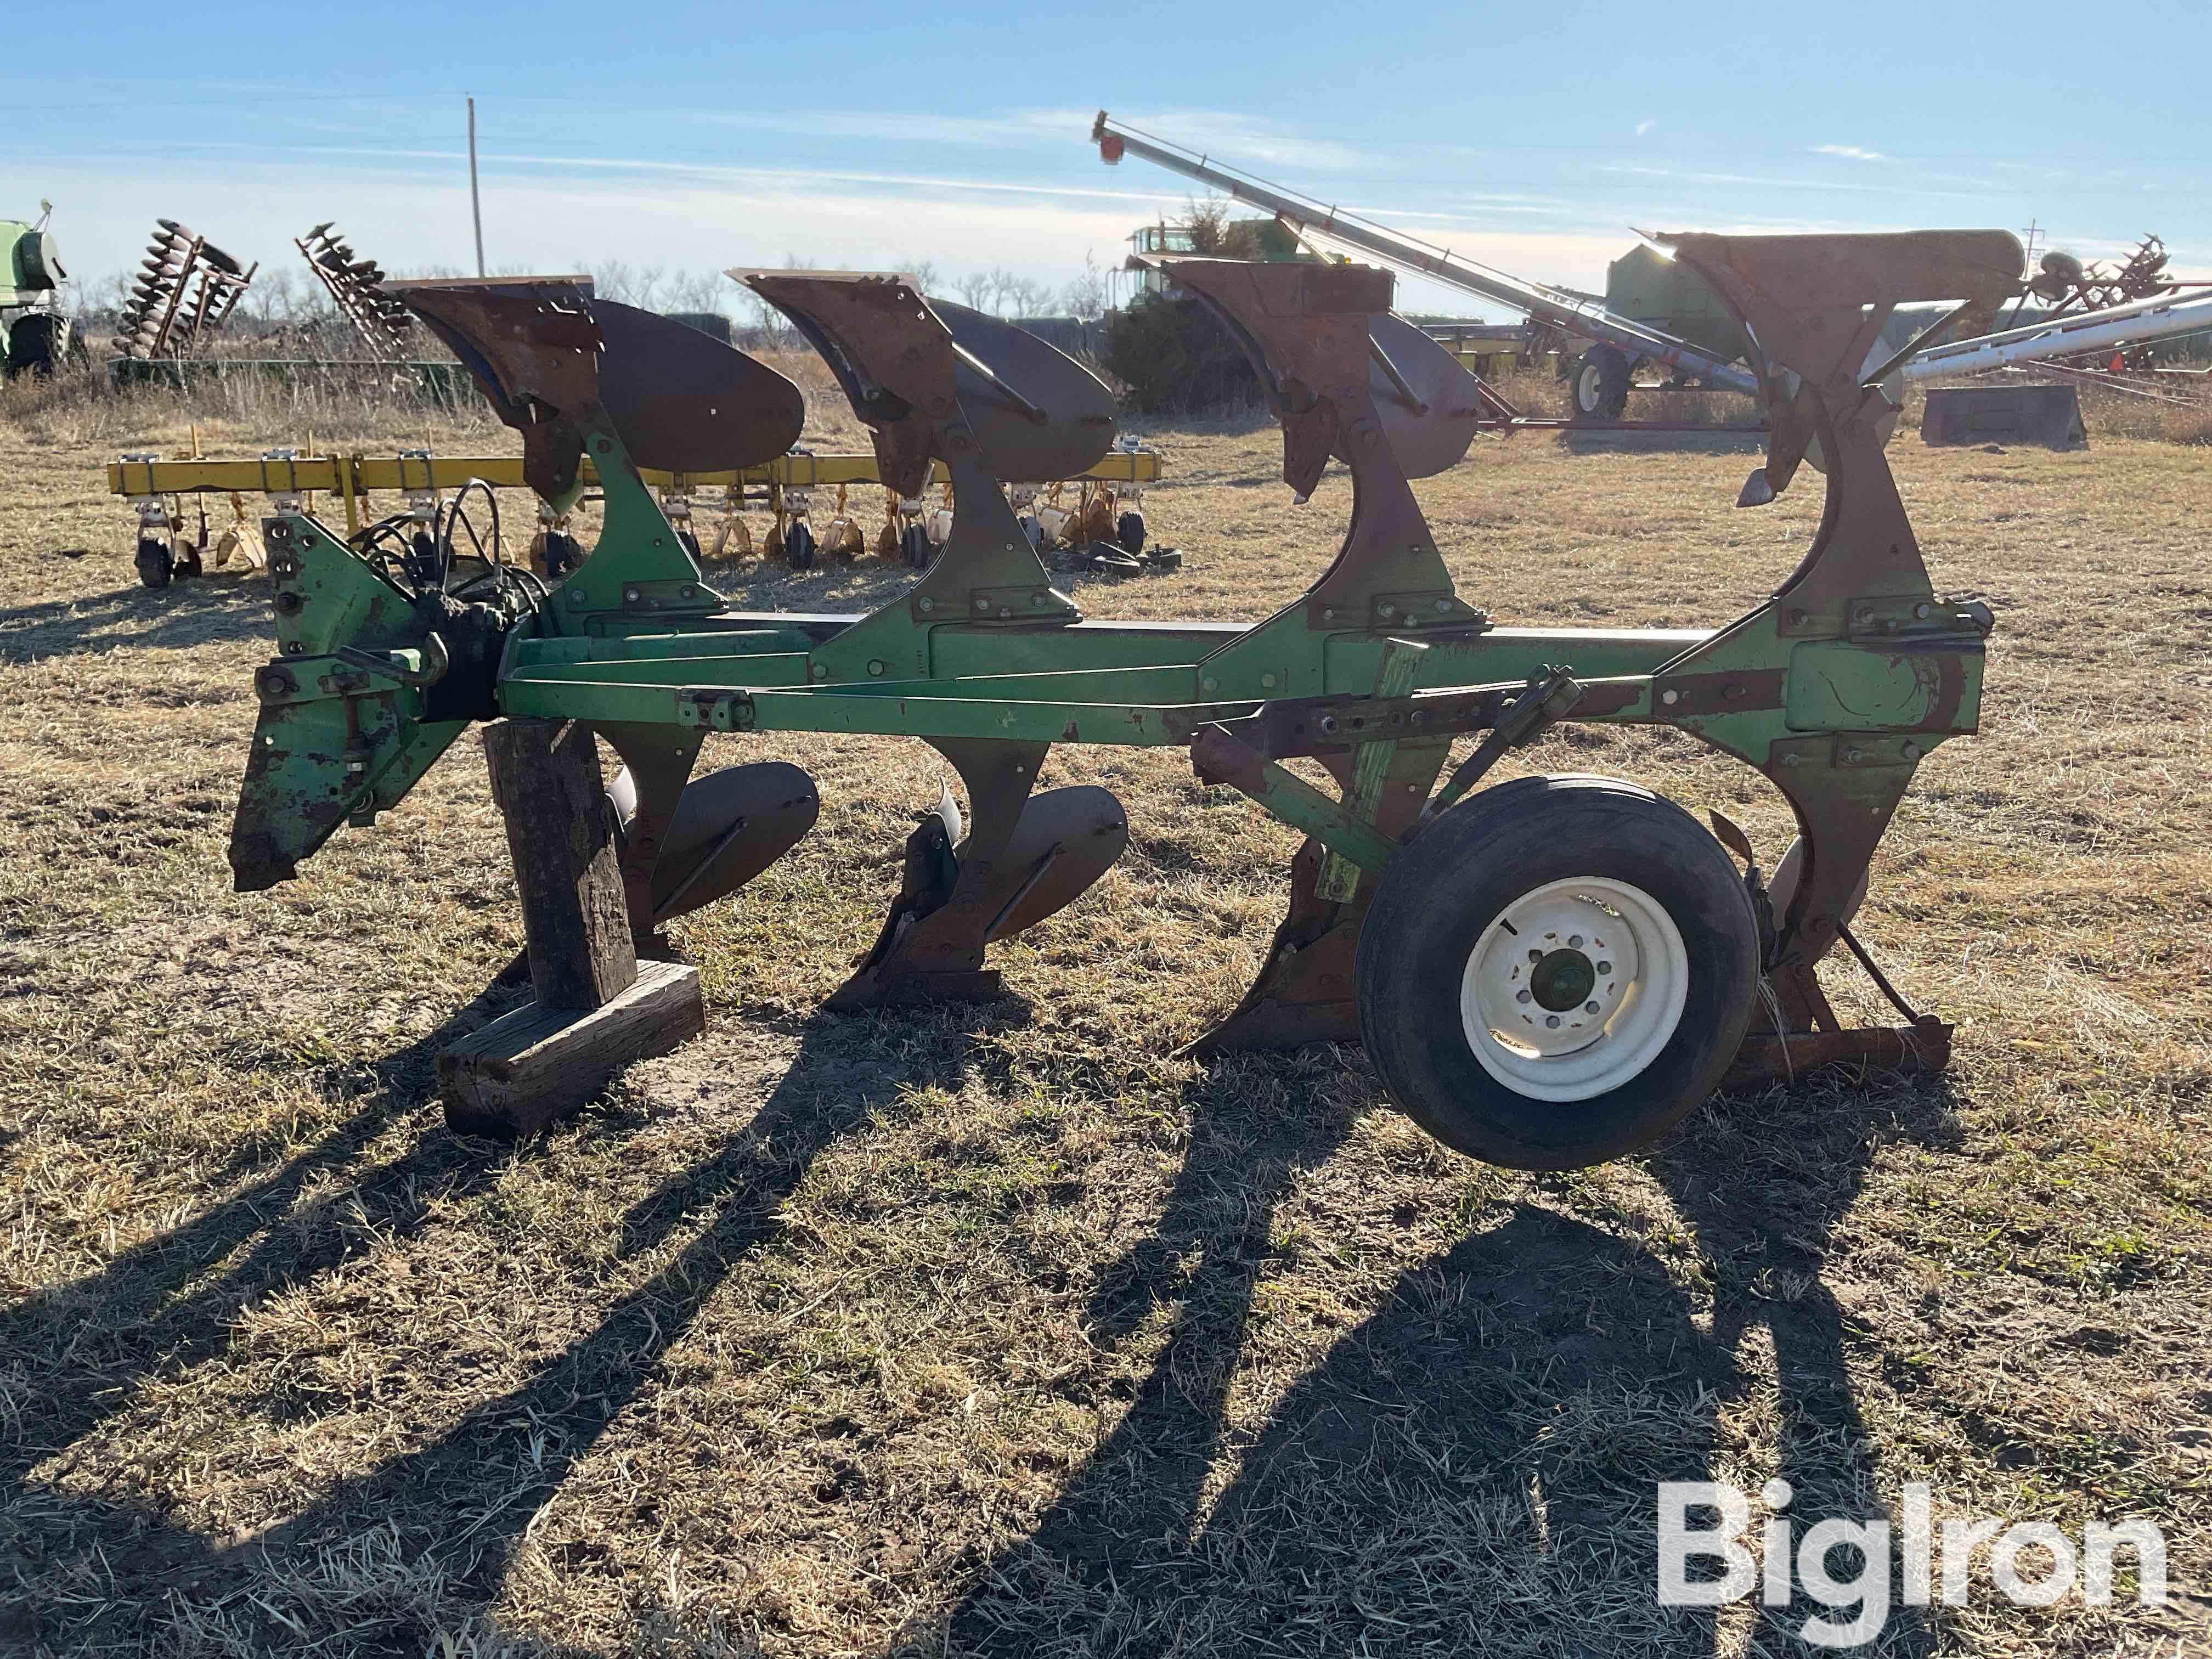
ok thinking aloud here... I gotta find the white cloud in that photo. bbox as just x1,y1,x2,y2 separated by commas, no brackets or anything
1813,143,1888,162
1635,120,1656,137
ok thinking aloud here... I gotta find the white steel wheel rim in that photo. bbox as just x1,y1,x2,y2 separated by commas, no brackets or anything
1458,875,1690,1103
1577,364,1604,410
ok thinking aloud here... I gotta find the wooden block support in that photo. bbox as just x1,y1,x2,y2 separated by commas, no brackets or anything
439,957,704,1140
438,718,706,1139
483,717,637,1009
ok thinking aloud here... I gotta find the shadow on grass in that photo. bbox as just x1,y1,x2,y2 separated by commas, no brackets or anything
0,989,1029,1654
0,574,273,664
944,1070,1964,1657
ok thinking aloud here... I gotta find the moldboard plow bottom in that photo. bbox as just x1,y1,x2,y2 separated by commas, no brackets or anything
227,235,2014,1166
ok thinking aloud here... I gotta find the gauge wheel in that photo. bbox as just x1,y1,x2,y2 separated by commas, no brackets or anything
1568,346,1632,421
134,536,176,589
1357,774,1759,1169
783,521,816,570
1116,509,1147,556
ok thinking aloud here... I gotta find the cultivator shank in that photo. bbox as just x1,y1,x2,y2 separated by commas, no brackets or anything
225,230,2018,1169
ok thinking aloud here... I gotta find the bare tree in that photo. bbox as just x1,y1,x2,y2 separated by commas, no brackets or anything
955,270,995,312
592,258,635,303
1062,252,1107,320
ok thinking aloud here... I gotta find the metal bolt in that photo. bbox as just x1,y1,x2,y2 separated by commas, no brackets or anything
918,596,934,612
1844,747,1864,763
1516,989,1531,1004
1528,949,1543,963
624,586,641,602
1781,752,1801,766
570,589,588,605
1661,689,1679,706
1545,1014,1561,1029
1261,673,1277,689
1584,1001,1601,1014
811,663,827,679
1378,601,1396,618
1914,601,1932,620
1568,934,1582,948
1201,676,1218,694
1433,599,1449,613
867,660,886,677
1855,607,1874,626
1901,741,1921,760
975,597,990,612
1322,607,1336,621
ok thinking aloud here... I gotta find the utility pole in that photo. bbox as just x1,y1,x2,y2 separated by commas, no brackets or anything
468,95,486,278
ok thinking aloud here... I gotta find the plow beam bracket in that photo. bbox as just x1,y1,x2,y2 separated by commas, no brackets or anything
1190,726,1400,877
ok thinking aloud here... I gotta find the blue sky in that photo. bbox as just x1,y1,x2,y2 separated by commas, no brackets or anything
10,0,2209,319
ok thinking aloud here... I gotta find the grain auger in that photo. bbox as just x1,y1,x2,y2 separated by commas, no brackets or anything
225,233,2013,1171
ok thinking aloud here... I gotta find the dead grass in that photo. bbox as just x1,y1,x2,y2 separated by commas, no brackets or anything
0,392,2207,1657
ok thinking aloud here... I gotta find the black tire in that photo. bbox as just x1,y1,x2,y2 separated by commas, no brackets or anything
176,544,205,579
4,314,63,379
678,529,703,562
899,523,934,570
1115,509,1146,556
1568,346,1631,421
135,537,175,589
783,521,816,570
1356,774,1759,1170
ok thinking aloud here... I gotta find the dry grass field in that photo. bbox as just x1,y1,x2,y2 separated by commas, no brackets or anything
1,365,2207,1657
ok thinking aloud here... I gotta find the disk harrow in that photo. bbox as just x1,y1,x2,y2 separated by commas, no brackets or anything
296,223,413,361
112,219,255,361
230,234,2013,1169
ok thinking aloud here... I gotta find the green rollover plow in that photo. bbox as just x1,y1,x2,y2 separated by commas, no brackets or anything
229,231,2020,1169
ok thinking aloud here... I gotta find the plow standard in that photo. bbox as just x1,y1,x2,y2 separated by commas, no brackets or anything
231,232,2015,1167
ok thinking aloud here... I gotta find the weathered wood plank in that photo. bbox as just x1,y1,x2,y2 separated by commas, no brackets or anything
482,718,636,1009
438,957,704,1141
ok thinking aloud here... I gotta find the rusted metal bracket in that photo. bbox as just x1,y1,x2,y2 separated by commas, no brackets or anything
1423,667,1585,823
1190,726,1401,877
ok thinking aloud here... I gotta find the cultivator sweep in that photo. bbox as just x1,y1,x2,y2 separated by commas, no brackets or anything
296,223,413,360
229,231,2017,1170
112,219,255,360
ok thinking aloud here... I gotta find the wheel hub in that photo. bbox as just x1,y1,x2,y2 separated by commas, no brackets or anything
1459,876,1690,1102
1530,947,1595,1012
